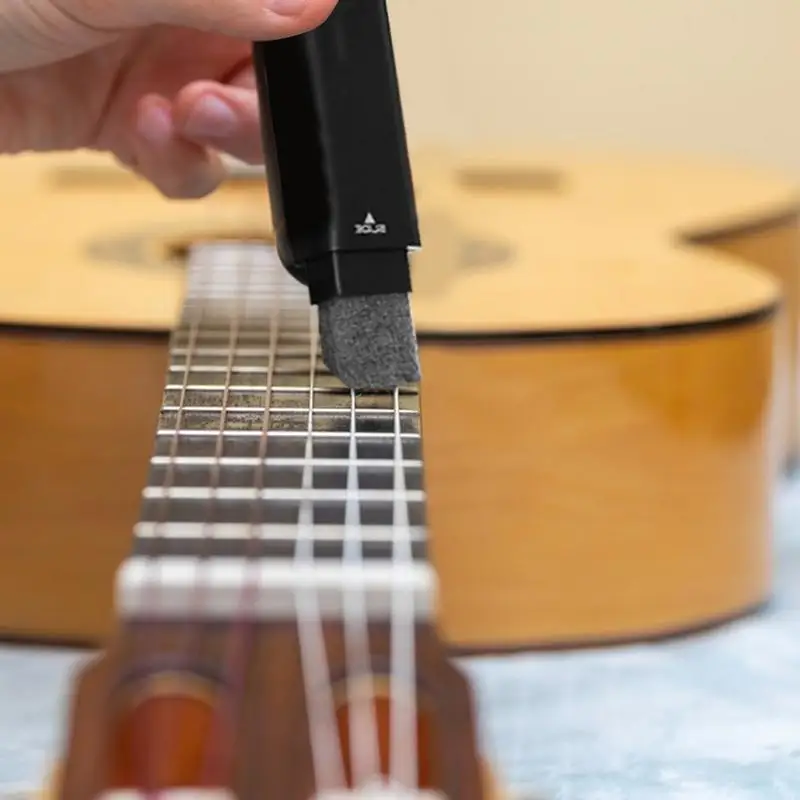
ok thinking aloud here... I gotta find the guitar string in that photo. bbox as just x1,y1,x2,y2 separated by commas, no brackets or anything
170,241,244,779
389,384,418,788
130,242,250,793
290,269,346,790
342,385,382,786
136,243,240,796
133,286,202,797
197,243,274,785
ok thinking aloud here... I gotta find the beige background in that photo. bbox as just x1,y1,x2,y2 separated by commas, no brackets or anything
389,0,800,174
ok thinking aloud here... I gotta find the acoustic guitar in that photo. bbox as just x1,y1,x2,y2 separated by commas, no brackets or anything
0,147,788,657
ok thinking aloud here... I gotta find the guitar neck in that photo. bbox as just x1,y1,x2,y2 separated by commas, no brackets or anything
118,241,434,621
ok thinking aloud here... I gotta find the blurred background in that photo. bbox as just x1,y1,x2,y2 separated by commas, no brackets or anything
391,0,800,171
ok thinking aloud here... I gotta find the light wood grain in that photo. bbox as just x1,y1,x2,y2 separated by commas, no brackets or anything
0,331,166,642
423,320,776,649
0,149,786,333
415,146,800,462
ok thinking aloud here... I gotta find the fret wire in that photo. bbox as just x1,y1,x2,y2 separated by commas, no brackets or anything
149,456,422,468
164,383,416,395
143,487,423,500
169,364,313,374
160,406,416,416
156,430,419,440
134,522,426,542
170,346,312,357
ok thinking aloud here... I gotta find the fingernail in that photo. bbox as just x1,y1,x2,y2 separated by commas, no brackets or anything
183,95,238,139
267,0,308,16
137,103,172,146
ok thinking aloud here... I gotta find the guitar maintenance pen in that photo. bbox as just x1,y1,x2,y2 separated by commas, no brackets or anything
252,0,421,391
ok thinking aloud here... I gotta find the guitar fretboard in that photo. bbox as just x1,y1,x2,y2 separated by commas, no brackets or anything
118,242,433,620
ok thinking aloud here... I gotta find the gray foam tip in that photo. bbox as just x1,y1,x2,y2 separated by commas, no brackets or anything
317,293,421,391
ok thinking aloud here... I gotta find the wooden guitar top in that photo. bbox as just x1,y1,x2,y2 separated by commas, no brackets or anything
434,144,800,236
0,148,784,336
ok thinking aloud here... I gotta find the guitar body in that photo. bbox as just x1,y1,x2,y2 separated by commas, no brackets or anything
0,148,786,651
430,145,800,466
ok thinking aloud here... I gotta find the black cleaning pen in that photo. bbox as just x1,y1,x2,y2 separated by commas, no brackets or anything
252,0,421,391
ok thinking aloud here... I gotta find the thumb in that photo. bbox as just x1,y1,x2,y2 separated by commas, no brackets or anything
67,0,338,40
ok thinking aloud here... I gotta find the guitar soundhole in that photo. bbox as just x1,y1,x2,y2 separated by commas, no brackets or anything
335,685,437,787
108,671,228,790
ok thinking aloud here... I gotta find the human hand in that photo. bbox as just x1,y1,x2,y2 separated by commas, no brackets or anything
0,0,338,196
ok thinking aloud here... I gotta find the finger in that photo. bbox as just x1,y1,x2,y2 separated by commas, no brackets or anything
132,94,226,198
173,81,264,165
229,65,256,90
70,0,339,40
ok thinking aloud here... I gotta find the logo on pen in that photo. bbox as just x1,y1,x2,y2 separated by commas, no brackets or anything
354,212,387,235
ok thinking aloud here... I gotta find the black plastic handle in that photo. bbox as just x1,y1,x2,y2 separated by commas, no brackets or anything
252,0,420,305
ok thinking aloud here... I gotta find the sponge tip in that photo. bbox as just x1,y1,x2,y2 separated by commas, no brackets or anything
317,293,421,391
